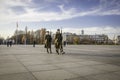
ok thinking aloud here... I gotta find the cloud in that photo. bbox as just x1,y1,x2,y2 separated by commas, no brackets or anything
0,0,31,22
97,0,120,15
0,0,120,23
0,0,120,39
0,3,77,22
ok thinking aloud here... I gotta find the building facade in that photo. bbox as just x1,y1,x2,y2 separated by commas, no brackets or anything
117,35,120,44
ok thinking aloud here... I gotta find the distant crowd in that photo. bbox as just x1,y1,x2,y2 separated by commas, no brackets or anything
4,39,15,47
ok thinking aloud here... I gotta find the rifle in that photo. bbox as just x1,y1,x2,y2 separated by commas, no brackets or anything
60,27,63,50
61,27,62,37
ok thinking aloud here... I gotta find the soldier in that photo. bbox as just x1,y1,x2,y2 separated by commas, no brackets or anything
54,29,65,55
45,31,52,53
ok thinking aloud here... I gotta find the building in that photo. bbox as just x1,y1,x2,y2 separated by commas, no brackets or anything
117,35,120,44
55,32,109,44
79,34,108,44
14,30,25,35
34,30,40,44
62,32,77,44
81,30,84,35
62,32,72,42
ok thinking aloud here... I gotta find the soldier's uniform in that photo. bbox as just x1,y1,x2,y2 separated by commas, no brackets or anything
55,29,65,55
45,31,52,53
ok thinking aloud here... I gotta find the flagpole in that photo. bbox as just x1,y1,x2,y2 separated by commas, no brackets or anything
61,27,62,35
16,22,18,45
25,26,27,45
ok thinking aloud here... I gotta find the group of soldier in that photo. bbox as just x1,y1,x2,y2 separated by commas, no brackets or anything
44,29,65,55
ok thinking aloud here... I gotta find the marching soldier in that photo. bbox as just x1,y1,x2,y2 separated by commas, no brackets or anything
45,31,52,53
54,29,65,55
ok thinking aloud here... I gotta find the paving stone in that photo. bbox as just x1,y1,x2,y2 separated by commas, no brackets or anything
0,73,36,80
0,65,28,75
0,45,120,80
113,71,120,76
91,64,120,72
33,69,78,80
0,62,23,68
0,55,17,63
75,61,105,66
86,73,120,80
54,62,84,68
65,76,88,80
27,64,59,71
66,66,106,76
22,61,47,66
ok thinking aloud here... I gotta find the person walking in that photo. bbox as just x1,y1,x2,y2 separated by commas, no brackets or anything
33,40,36,47
9,39,12,47
54,29,65,55
45,31,52,54
63,41,66,47
7,39,9,47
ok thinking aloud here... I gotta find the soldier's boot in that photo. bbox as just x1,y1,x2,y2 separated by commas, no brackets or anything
56,49,59,55
50,49,52,54
47,49,49,54
60,49,65,55
62,51,65,54
60,48,62,55
47,51,49,54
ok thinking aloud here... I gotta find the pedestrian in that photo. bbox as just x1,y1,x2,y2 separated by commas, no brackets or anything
33,40,36,47
44,31,52,53
7,39,9,47
63,41,66,47
54,29,65,55
9,39,12,47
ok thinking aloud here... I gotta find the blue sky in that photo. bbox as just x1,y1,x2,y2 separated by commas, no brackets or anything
0,0,120,39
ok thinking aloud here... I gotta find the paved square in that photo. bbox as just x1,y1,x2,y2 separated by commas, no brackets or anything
0,45,120,80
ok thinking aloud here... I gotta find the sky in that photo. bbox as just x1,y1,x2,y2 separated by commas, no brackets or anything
0,0,120,39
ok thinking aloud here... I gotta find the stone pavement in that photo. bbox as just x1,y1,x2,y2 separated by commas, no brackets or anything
0,45,120,80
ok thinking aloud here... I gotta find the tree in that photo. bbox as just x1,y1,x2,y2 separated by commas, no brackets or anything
73,36,80,44
40,28,46,44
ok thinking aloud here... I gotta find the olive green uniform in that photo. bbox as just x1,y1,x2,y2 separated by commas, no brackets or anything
45,34,52,53
55,32,63,54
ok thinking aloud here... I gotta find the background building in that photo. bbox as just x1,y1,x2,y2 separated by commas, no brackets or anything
7,27,119,45
117,35,120,44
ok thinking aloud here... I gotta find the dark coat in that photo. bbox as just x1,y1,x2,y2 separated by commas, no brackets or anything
55,33,63,49
45,34,52,48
